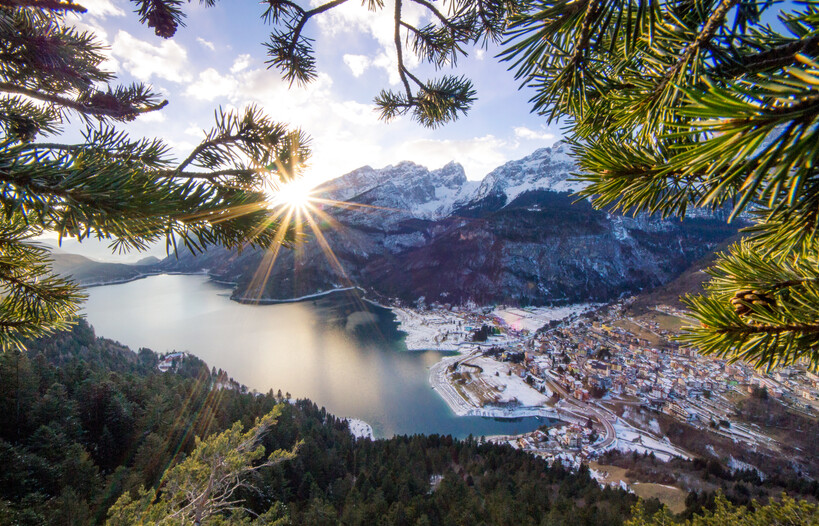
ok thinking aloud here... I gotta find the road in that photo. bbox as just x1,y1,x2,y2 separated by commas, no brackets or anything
546,378,617,449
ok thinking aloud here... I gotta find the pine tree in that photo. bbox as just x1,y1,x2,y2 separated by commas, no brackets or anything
626,493,819,525
502,0,819,371
0,5,308,350
105,407,295,525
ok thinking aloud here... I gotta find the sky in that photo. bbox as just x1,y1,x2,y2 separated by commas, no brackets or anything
68,0,564,187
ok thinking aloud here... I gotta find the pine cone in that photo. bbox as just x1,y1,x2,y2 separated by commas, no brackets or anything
9,116,39,143
89,92,122,111
730,289,776,317
146,0,177,38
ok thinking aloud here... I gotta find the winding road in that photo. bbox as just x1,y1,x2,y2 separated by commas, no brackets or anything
545,378,617,449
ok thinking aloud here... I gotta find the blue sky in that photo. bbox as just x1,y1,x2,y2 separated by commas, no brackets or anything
69,0,563,186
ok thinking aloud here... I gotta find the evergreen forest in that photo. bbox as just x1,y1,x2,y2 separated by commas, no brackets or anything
0,320,648,525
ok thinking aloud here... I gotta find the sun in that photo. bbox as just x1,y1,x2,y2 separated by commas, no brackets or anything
267,178,314,211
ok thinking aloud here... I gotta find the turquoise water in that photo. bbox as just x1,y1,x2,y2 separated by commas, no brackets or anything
82,274,551,438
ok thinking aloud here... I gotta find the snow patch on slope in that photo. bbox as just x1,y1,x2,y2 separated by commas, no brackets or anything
461,142,586,208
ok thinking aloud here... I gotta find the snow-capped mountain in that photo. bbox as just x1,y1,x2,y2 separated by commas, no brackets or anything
315,160,477,225
312,141,581,226
160,146,740,306
456,142,584,213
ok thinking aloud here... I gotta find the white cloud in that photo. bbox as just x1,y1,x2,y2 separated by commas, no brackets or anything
514,126,555,141
184,125,205,137
111,31,191,83
475,49,486,61
230,54,252,73
396,135,509,180
78,0,125,18
180,58,389,183
197,37,216,51
186,68,238,101
137,110,166,123
343,54,371,77
314,0,425,85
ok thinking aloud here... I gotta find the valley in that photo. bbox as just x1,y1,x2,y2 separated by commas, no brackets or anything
52,144,819,518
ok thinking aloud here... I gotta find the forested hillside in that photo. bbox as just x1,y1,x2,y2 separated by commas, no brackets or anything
0,321,645,525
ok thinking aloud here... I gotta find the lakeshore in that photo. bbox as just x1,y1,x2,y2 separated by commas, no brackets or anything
80,272,817,488
81,274,549,439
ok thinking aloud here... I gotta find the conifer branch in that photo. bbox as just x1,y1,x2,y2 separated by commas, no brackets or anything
715,35,819,77
286,0,348,60
409,0,450,27
394,0,413,100
0,0,87,11
176,135,244,173
653,0,740,96
720,323,819,335
0,83,168,120
569,0,602,69
159,169,257,180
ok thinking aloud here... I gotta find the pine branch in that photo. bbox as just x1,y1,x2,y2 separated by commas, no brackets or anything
176,134,244,173
652,0,740,97
715,34,819,77
0,83,168,120
159,169,257,180
409,0,450,27
569,0,603,71
0,0,87,11
394,0,413,100
719,322,819,335
265,0,348,85
285,0,348,61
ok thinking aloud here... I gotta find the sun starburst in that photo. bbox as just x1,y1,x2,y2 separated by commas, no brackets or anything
266,178,314,211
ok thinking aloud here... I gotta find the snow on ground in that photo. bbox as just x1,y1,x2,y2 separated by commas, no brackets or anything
392,307,472,351
492,304,595,332
346,418,374,440
393,304,593,351
465,357,552,406
611,419,691,461
648,418,662,435
590,469,633,492
728,456,765,479
429,351,556,418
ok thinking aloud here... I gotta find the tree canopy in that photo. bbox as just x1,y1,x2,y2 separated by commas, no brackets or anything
627,493,819,526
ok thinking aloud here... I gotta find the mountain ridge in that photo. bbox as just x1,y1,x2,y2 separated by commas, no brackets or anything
159,146,740,306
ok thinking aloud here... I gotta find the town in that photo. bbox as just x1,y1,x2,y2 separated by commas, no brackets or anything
393,299,819,471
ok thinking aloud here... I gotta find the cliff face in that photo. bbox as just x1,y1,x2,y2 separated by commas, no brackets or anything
160,143,739,305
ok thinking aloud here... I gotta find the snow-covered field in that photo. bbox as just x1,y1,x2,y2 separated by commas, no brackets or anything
492,304,596,332
463,357,552,406
346,418,375,440
429,352,556,418
392,308,472,351
393,303,593,351
610,419,691,461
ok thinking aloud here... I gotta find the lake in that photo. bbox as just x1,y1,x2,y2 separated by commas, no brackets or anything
82,274,551,438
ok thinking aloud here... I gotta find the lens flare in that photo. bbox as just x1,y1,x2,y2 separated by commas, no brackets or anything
267,178,314,210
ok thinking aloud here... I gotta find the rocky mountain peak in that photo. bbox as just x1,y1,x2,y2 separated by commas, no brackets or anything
466,141,584,208
315,160,474,225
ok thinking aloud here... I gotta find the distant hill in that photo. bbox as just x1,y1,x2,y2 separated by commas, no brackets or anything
49,250,161,286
